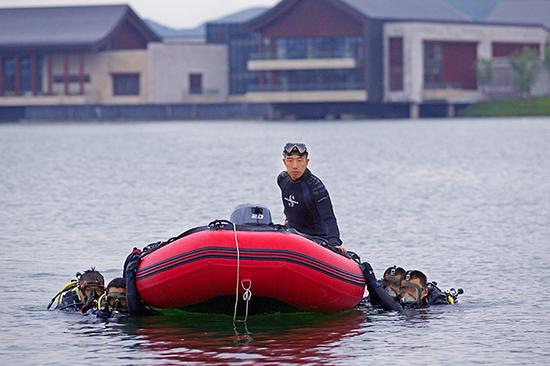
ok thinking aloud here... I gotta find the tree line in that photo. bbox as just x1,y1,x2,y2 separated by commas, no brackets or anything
476,43,550,99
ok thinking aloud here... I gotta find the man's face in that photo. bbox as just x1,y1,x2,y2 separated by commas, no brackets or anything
107,287,127,312
399,278,428,305
383,275,403,299
78,281,104,303
283,154,309,181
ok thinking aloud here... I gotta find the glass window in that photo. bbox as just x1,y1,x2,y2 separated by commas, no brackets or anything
276,38,288,59
112,73,140,96
189,73,203,95
20,57,32,94
272,36,363,60
424,42,443,89
389,38,404,91
2,57,16,94
259,69,364,92
35,56,43,93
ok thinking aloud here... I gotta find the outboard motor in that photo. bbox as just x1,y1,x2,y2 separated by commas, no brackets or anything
230,204,273,226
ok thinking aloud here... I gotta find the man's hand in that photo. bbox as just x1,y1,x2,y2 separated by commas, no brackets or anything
334,245,347,254
360,261,377,286
282,219,288,226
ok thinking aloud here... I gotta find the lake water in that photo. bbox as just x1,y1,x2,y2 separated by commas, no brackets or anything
1,118,549,365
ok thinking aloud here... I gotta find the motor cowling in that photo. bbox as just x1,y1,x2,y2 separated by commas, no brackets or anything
230,204,273,226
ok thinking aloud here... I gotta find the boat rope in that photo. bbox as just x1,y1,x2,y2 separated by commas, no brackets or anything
232,221,241,323
241,279,252,323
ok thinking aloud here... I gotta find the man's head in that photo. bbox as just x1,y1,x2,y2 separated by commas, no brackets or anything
77,268,105,307
382,266,406,300
398,270,429,307
282,143,309,181
105,277,127,313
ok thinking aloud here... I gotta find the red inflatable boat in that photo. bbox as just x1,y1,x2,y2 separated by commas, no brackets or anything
135,219,365,314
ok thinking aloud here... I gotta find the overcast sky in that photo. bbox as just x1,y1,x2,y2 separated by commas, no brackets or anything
0,0,280,28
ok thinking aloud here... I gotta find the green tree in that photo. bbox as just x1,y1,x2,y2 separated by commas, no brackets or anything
509,47,540,99
475,59,494,99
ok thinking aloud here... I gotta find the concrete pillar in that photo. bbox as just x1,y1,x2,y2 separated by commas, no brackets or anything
265,103,273,120
410,102,419,119
447,103,456,118
409,35,424,104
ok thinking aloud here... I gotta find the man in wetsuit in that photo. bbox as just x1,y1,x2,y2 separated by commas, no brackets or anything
277,143,346,253
361,265,460,311
54,268,105,313
399,270,459,307
361,262,403,311
398,270,430,307
96,277,128,319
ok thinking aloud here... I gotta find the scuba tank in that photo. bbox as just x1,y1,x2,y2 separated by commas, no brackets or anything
445,287,464,305
47,279,78,310
427,281,464,305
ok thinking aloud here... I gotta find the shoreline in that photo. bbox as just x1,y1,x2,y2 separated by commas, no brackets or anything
460,96,550,117
2,99,550,122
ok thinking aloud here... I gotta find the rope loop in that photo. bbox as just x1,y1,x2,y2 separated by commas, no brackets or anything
241,279,252,302
241,279,252,322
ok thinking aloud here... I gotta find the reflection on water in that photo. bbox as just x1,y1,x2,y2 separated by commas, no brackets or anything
2,119,550,365
127,311,365,365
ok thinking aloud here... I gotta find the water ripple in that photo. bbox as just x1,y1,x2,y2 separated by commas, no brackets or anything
1,119,550,365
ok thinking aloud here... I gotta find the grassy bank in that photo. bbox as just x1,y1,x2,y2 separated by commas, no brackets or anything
460,96,550,117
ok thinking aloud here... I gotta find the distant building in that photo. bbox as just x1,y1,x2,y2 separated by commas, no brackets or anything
0,5,229,106
0,5,160,105
148,42,227,103
228,0,548,107
1,1,549,120
206,11,265,96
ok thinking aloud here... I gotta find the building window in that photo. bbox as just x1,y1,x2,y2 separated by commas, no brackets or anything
1,56,44,96
272,36,363,60
2,57,16,94
424,41,443,89
112,73,140,96
251,69,364,92
20,57,32,94
229,34,260,95
424,41,477,90
389,37,404,91
189,73,203,95
492,42,540,58
53,75,91,83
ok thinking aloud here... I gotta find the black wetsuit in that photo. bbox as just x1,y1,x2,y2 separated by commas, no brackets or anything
427,283,452,305
124,248,158,316
95,306,127,320
361,266,454,310
55,290,105,314
277,169,342,247
404,283,453,308
55,290,83,312
361,262,403,311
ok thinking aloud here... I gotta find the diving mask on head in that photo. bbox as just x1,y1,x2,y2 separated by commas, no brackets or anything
283,143,308,156
382,266,402,299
